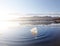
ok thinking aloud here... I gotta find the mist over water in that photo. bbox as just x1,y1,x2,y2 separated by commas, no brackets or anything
0,24,60,46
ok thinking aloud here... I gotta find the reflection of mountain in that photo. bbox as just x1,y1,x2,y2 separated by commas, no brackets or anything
54,17,60,23
13,16,60,25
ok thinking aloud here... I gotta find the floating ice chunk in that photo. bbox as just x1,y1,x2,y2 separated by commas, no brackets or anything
30,27,38,36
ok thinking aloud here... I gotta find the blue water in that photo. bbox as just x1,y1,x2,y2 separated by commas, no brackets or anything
0,24,60,46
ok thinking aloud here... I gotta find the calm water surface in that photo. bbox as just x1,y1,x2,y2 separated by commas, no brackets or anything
0,24,60,46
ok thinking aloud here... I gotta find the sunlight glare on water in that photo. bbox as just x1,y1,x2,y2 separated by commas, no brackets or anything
0,21,20,34
0,15,20,34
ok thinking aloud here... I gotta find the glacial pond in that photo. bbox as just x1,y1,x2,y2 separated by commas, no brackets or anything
0,23,60,46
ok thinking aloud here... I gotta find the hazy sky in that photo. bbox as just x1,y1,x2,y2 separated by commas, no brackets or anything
0,0,60,14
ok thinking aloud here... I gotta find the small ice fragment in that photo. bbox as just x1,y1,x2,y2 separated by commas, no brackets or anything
30,27,38,36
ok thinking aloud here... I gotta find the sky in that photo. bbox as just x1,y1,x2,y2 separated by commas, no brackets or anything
0,0,60,15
